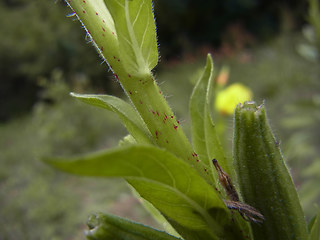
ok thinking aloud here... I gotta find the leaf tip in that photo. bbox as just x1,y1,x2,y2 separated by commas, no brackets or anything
70,92,78,97
206,53,214,64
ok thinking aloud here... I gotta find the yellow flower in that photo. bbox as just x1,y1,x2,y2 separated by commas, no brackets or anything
215,83,253,115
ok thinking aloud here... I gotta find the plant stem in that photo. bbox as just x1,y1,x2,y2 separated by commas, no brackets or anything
64,1,211,182
120,73,211,182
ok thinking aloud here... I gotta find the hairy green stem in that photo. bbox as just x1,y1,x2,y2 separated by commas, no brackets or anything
65,0,211,182
120,72,211,182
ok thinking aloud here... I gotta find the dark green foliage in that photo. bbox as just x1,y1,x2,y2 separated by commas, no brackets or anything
0,0,309,121
0,73,132,240
86,213,182,240
153,0,306,58
0,0,113,121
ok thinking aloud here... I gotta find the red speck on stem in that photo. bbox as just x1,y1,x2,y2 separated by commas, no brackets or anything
96,12,98,15
139,79,146,85
83,0,86,3
196,159,200,162
173,124,178,130
139,100,143,104
114,74,119,81
155,130,159,139
129,91,132,95
156,111,159,116
100,47,104,51
128,74,131,78
102,27,105,32
82,10,86,13
170,115,174,119
166,140,169,143
103,20,105,23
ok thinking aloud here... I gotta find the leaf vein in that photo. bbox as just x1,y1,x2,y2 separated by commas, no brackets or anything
149,155,177,188
132,0,145,27
114,0,125,9
127,176,221,232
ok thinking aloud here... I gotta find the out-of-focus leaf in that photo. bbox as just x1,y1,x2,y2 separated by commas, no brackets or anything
302,158,320,177
309,209,320,240
86,213,182,240
296,44,318,62
300,159,320,215
281,115,315,129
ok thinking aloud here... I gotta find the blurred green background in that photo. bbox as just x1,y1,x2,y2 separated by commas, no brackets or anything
1,0,319,239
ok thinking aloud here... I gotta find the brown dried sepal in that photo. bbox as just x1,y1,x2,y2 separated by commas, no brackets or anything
212,159,264,224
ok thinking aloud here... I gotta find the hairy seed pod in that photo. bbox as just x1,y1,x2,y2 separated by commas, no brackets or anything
233,102,308,240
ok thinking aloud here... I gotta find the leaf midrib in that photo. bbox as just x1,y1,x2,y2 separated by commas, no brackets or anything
124,0,147,73
127,176,223,235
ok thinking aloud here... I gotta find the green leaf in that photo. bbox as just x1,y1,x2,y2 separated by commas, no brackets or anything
104,0,158,76
189,58,251,240
309,209,320,240
44,145,230,238
86,213,182,240
233,102,308,240
129,187,182,238
190,54,231,182
71,92,152,144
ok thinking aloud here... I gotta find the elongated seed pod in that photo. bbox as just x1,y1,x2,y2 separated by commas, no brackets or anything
233,102,308,240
